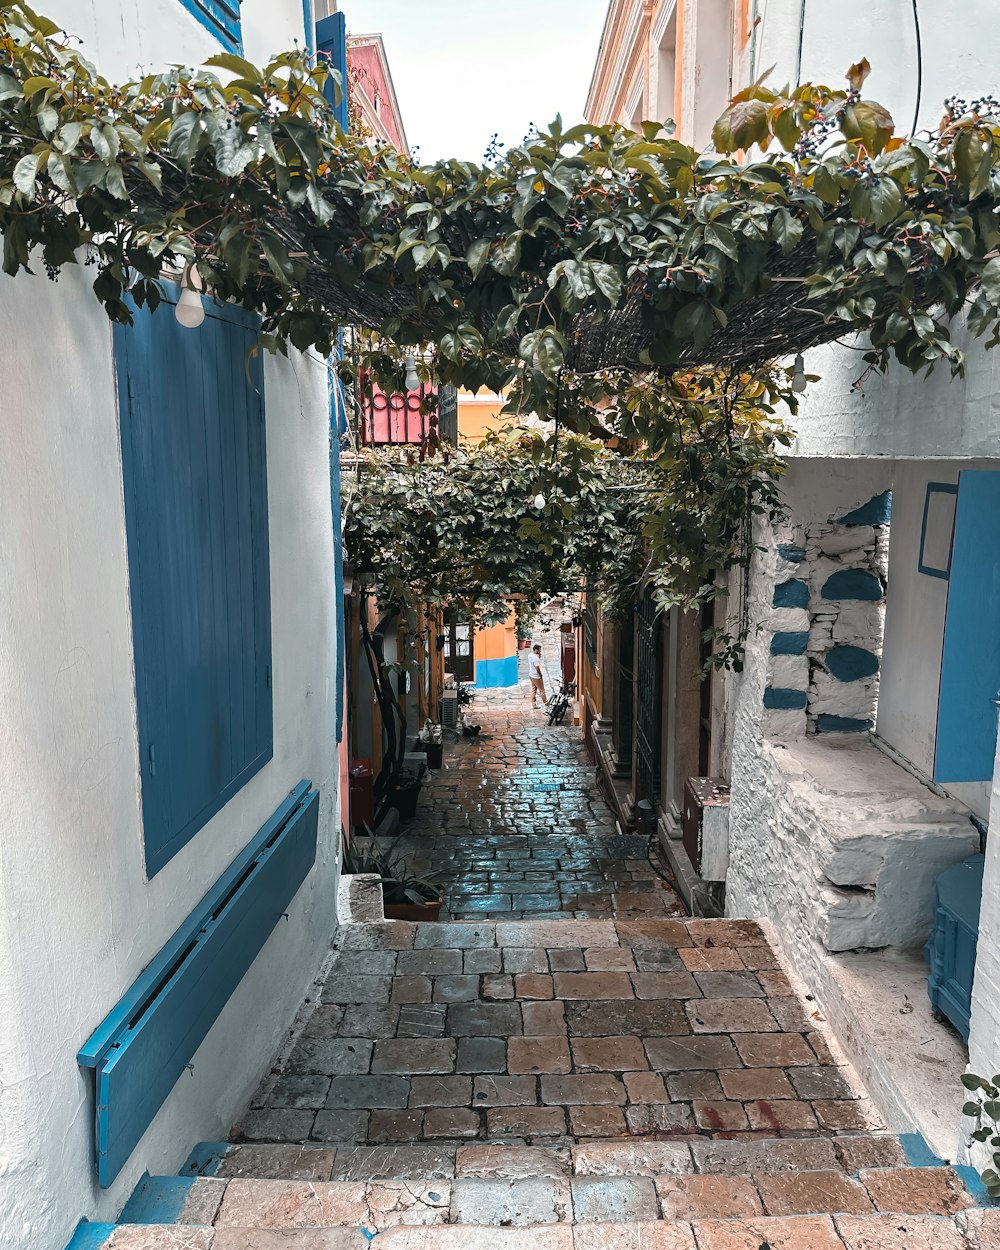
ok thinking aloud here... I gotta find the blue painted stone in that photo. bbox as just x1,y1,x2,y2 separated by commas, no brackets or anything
119,1174,197,1225
821,569,883,601
181,1141,230,1176
816,714,873,733
777,543,807,563
771,631,809,656
764,687,808,710
837,490,892,527
64,1224,117,1250
825,645,880,682
773,579,810,609
898,1133,948,1169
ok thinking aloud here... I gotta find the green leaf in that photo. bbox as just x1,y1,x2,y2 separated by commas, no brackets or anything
168,111,204,166
964,1102,983,1118
851,176,902,228
22,75,58,98
841,100,895,154
771,209,804,254
467,238,491,277
204,53,263,80
712,99,769,153
12,153,39,197
980,256,1000,306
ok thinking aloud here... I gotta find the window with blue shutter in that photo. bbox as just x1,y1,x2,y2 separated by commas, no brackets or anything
177,0,243,53
115,286,272,877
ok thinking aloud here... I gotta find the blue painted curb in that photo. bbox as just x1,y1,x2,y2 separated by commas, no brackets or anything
118,1173,198,1225
899,1132,948,1168
181,1141,230,1177
955,1163,1000,1206
64,1222,116,1250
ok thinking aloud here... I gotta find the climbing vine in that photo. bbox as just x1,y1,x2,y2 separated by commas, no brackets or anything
4,6,1000,660
343,430,650,630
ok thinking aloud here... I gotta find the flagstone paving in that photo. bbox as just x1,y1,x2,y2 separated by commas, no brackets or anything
240,917,885,1148
93,635,993,1248
390,645,687,920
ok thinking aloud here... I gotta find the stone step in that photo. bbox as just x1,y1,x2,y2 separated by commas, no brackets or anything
193,1133,930,1184
80,1208,995,1249
119,1161,978,1233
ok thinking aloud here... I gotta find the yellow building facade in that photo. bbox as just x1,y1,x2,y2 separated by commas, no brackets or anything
454,389,521,687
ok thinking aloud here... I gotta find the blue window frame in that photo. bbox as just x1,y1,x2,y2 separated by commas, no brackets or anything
177,0,243,53
115,285,272,877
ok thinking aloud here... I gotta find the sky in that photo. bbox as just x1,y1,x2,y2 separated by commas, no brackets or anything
339,0,610,163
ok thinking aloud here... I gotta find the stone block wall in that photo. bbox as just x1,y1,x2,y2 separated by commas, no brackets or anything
763,492,891,740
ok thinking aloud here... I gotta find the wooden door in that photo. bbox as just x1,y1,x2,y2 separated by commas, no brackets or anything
445,617,475,682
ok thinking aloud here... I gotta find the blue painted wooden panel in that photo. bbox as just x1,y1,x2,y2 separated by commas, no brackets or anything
80,782,319,1188
116,286,271,876
176,0,242,52
935,470,1000,783
316,12,349,129
926,854,984,1042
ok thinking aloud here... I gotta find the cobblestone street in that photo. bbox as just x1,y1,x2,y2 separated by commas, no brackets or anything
395,644,688,920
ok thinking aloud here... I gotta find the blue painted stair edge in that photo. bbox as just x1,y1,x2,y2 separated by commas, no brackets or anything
118,1173,200,1224
181,1140,230,1176
65,1224,116,1250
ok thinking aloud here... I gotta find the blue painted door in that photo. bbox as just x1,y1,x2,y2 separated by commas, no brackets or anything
116,287,272,876
935,470,1000,783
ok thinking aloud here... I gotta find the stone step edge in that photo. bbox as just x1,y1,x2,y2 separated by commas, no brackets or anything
180,1131,949,1184
117,1163,987,1231
69,1211,990,1250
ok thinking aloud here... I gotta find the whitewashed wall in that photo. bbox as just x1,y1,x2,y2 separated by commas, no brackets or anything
877,460,995,821
0,4,342,1250
968,729,1000,1166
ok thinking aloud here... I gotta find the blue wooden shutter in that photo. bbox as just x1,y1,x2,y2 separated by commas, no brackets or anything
177,0,243,52
316,12,349,129
116,287,272,876
935,469,1000,783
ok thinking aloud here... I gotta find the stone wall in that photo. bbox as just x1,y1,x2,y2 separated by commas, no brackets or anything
728,473,977,958
763,493,890,741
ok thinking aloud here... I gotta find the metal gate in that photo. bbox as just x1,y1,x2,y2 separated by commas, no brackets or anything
635,590,663,804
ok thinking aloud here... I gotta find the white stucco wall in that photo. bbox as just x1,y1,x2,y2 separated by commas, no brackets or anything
877,460,994,821
0,4,342,1250
968,729,1000,1161
741,1,1000,465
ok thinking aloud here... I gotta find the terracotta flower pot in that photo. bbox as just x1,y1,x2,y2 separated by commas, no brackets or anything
383,894,443,922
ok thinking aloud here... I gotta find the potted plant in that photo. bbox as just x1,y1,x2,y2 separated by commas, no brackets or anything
342,833,443,921
391,764,424,819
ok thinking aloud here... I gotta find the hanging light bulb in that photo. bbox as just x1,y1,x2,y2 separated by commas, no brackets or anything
404,354,420,390
791,353,807,393
175,265,205,330
533,492,546,510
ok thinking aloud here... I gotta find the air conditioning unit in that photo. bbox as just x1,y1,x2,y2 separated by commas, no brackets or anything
441,689,459,728
682,777,731,882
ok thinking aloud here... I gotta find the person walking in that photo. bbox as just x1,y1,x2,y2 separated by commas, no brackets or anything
527,643,547,708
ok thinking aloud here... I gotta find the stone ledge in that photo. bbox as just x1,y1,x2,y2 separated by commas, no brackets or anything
337,872,386,925
766,734,979,950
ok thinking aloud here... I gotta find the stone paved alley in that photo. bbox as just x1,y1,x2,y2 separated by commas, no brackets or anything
97,643,999,1246
394,644,689,921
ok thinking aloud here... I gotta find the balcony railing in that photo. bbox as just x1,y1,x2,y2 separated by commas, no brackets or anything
360,382,457,447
